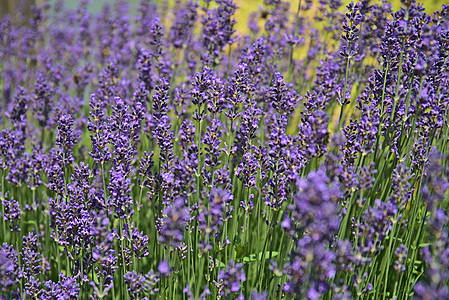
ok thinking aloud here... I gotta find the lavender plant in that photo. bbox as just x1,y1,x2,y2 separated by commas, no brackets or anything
0,0,448,299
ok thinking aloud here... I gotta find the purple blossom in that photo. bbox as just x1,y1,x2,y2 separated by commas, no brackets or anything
157,198,190,247
56,113,78,166
109,165,133,219
41,272,80,299
21,231,50,278
158,260,170,276
88,93,111,165
124,270,160,299
216,260,246,297
235,152,260,189
0,243,20,293
2,194,21,231
170,0,198,49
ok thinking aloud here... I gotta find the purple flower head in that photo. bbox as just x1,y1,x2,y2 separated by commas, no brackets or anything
25,276,42,298
157,198,190,247
184,283,193,299
124,270,160,299
127,225,149,260
191,67,213,122
422,151,449,209
287,169,342,239
203,119,223,171
7,85,29,127
170,0,198,49
234,105,260,155
45,150,65,195
201,0,237,65
298,110,330,159
355,199,397,257
137,48,153,91
56,113,78,166
390,163,414,210
0,243,20,293
21,231,50,278
251,291,268,300
90,211,116,287
199,187,233,234
207,76,226,116
152,77,170,122
136,0,157,44
217,260,246,296
158,260,170,276
269,72,298,114
2,193,22,232
109,165,133,219
415,207,449,299
154,116,175,171
340,1,363,59
41,272,80,299
149,17,164,49
0,128,25,171
27,146,46,190
6,154,29,187
235,152,260,189
263,171,289,209
394,244,407,273
88,93,111,164
179,119,196,150
71,162,93,194
32,73,55,130
96,58,119,106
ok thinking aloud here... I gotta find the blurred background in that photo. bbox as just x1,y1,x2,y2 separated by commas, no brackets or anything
1,0,447,23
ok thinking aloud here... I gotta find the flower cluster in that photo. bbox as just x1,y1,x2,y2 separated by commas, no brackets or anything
0,0,448,299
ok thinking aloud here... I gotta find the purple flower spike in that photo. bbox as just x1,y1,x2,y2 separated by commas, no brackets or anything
216,260,246,297
157,198,190,247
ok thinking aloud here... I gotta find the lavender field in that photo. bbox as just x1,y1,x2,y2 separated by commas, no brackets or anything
1,0,449,299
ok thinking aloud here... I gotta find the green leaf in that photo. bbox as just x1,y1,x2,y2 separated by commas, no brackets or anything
93,270,99,284
242,251,279,264
235,244,244,260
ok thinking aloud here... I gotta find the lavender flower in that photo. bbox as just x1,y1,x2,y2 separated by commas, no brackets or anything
157,198,190,247
124,270,160,299
269,72,298,115
0,243,20,293
56,113,78,166
170,0,198,49
282,169,342,298
216,260,246,298
88,94,111,165
2,194,21,231
109,165,133,219
1,1,449,299
235,152,259,189
41,272,80,299
201,0,237,65
21,231,50,278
